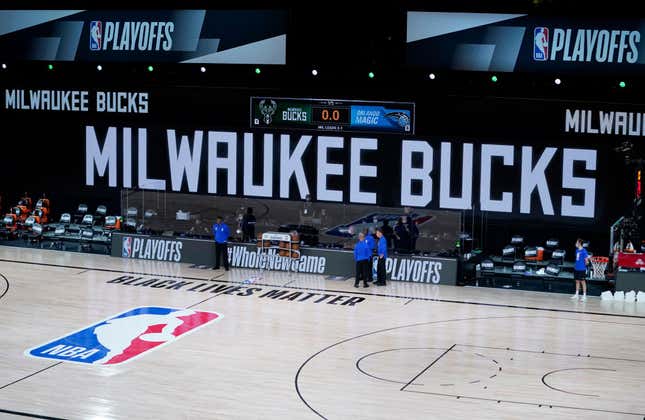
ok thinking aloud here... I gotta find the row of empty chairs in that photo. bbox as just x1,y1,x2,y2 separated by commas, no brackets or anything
499,236,584,265
41,204,121,251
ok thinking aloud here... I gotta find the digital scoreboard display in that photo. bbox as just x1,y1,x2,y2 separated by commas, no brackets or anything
250,97,415,134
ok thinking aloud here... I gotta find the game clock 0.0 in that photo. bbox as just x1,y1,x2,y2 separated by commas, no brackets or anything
312,107,350,124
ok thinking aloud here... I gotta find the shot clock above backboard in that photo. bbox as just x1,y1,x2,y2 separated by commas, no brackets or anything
250,97,415,134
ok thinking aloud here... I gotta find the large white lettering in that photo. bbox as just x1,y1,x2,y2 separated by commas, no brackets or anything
350,137,378,204
279,134,311,199
439,142,473,209
561,148,596,218
401,140,433,207
480,144,513,212
520,147,556,215
86,126,117,187
243,133,273,197
317,136,344,202
167,130,203,192
208,131,237,195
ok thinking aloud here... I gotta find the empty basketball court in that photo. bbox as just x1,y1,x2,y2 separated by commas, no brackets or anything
1,246,644,419
3,4,645,419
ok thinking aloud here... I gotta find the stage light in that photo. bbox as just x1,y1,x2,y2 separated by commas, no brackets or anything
1,63,6,69
96,65,102,71
255,67,261,75
428,73,436,80
554,78,561,85
200,66,206,73
147,65,154,72
491,75,498,82
368,71,375,79
619,81,626,88
311,69,318,76
47,64,54,71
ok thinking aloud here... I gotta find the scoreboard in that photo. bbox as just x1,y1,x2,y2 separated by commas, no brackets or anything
250,97,415,134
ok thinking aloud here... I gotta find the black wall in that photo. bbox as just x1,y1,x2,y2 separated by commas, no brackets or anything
1,1,643,258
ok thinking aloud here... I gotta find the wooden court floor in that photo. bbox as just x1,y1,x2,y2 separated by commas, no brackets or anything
1,246,644,420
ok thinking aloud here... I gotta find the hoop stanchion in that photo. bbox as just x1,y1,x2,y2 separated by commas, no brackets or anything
257,231,301,273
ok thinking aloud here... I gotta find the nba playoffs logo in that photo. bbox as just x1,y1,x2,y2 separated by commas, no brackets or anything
534,27,549,61
26,307,222,365
90,21,102,51
122,236,132,257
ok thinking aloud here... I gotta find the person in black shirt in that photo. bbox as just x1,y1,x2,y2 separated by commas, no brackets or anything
241,207,257,242
380,219,394,249
407,216,419,252
394,217,409,253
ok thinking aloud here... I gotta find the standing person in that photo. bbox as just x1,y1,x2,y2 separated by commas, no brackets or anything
381,219,394,249
363,229,376,282
353,233,370,288
571,238,590,301
212,216,230,271
364,228,376,251
394,217,409,253
407,217,419,252
374,228,388,286
241,207,256,242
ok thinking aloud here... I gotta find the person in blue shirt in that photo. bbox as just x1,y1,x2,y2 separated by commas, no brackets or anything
374,228,388,286
353,232,371,288
364,228,376,251
212,216,230,271
363,229,377,282
571,238,590,301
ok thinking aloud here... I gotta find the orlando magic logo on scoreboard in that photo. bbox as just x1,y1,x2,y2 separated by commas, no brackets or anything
534,27,549,61
90,21,102,51
26,307,222,365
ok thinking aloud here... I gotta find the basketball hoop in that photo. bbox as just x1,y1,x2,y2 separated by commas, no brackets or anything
257,231,301,273
589,256,609,280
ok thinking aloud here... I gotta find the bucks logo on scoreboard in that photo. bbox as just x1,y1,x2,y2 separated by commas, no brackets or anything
258,99,277,124
253,98,312,127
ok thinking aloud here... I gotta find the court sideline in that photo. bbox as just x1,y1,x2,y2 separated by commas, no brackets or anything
0,247,644,419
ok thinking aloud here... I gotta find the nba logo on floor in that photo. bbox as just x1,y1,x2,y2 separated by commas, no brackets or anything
90,21,102,51
533,27,549,61
26,307,222,365
122,236,132,257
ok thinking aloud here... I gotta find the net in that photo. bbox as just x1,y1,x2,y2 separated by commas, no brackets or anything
257,231,301,273
589,256,609,280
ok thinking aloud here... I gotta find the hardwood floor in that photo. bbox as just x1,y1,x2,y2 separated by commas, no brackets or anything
0,246,644,419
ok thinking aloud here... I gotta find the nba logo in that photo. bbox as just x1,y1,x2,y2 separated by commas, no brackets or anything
26,307,222,365
90,21,102,51
534,27,549,61
122,236,132,257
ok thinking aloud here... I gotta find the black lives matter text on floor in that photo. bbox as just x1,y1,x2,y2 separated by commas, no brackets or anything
106,275,366,306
